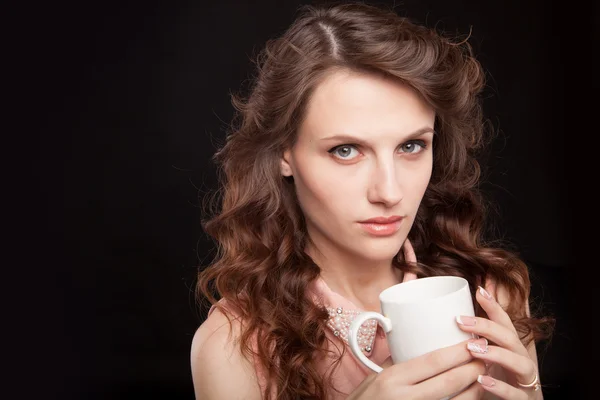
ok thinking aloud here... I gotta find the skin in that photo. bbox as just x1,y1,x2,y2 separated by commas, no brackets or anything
190,69,543,399
456,284,543,399
281,69,434,312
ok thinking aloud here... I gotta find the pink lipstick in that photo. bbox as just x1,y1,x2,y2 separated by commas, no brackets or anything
358,216,403,236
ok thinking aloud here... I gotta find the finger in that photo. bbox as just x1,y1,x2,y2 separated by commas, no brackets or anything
401,238,417,282
456,315,529,357
476,285,516,334
413,359,486,400
402,237,417,263
402,271,417,283
450,380,485,400
389,339,474,384
467,343,538,387
476,375,529,400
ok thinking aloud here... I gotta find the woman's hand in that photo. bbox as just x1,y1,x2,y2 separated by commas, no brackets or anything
455,286,542,399
348,339,487,400
350,239,489,399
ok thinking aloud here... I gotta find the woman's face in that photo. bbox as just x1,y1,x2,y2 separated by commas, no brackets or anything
281,69,435,263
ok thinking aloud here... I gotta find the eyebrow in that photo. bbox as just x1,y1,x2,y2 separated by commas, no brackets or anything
320,127,436,143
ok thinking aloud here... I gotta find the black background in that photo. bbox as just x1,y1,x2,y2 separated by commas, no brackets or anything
13,0,596,398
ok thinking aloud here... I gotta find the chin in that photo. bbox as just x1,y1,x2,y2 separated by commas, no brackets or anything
353,240,403,262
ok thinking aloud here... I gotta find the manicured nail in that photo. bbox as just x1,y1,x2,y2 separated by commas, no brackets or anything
477,375,496,387
478,286,494,301
467,338,488,353
456,315,476,326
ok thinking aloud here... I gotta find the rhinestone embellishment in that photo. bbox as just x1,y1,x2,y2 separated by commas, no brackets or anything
326,307,378,354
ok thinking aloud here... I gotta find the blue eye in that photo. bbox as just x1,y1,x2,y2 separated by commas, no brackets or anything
329,145,360,160
400,140,426,154
328,140,427,161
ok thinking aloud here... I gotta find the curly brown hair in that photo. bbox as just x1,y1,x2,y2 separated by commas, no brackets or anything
196,2,555,399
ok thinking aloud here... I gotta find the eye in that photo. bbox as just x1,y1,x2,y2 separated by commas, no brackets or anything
399,140,427,154
328,145,360,160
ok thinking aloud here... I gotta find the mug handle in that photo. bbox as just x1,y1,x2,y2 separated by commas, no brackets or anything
348,311,393,373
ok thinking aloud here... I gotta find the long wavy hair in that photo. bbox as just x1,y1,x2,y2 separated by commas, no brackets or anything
196,2,555,399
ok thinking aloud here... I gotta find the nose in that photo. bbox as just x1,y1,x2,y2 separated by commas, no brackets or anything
366,159,403,206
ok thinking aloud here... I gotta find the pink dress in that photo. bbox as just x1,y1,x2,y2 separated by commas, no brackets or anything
206,276,395,399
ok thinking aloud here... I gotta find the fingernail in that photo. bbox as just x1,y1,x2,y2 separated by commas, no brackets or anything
478,286,494,301
477,375,496,387
467,338,488,353
456,315,476,326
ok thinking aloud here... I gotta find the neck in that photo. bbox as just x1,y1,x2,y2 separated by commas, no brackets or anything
306,236,403,312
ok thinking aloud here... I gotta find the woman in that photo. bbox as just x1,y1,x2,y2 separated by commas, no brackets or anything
190,3,554,399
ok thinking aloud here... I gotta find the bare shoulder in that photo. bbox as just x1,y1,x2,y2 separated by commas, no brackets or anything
190,307,262,400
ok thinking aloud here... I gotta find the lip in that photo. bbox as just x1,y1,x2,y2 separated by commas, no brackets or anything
358,216,404,236
359,215,403,224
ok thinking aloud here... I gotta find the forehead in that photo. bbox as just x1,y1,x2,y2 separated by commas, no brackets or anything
300,70,435,139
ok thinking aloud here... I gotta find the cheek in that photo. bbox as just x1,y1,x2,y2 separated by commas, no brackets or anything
294,164,359,213
415,165,432,194
411,154,433,184
401,160,432,203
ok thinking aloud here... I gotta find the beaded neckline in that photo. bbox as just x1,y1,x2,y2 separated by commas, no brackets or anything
325,306,378,355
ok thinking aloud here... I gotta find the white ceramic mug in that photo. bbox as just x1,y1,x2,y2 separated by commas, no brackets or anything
348,276,475,373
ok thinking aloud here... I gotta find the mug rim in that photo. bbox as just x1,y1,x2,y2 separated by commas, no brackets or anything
379,275,469,304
